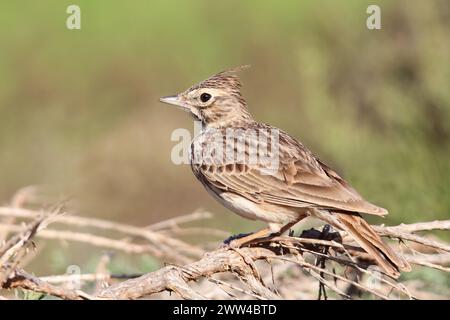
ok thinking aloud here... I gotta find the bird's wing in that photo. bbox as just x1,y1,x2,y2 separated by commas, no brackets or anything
191,125,387,216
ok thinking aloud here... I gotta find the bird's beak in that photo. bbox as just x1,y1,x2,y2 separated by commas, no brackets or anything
159,95,186,108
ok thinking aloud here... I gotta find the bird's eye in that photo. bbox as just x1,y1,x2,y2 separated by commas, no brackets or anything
200,93,212,103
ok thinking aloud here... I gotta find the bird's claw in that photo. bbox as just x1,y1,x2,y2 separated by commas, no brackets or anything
220,232,253,249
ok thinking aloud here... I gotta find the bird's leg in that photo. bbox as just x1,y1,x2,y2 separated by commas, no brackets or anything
222,232,253,245
227,227,272,248
228,219,304,248
277,220,300,235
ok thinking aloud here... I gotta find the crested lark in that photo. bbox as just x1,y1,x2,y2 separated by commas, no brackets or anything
160,66,410,278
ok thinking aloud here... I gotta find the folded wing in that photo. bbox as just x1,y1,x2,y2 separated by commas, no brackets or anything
191,125,387,216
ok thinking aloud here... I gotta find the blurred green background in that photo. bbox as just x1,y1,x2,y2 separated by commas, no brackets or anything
0,1,449,275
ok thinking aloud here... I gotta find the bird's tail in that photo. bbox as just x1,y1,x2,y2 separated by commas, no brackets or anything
334,211,411,278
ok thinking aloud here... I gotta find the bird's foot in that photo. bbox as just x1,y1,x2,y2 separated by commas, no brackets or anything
221,232,253,248
298,224,342,243
221,227,274,248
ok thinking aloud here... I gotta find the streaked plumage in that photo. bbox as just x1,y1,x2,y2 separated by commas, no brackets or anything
160,66,410,278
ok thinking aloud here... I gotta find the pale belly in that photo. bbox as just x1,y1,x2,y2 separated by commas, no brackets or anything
203,184,305,226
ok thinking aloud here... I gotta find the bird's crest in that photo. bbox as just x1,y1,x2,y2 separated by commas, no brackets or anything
188,65,250,93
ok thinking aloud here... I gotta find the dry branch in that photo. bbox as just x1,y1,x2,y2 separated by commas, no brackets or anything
1,200,449,300
96,220,450,300
98,246,279,299
0,207,204,264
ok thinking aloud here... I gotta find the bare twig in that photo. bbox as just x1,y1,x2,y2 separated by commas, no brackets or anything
0,223,170,258
0,207,204,259
147,210,213,231
2,267,90,300
379,220,450,233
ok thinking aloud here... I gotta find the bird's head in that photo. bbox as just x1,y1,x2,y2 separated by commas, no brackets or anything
160,66,253,127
